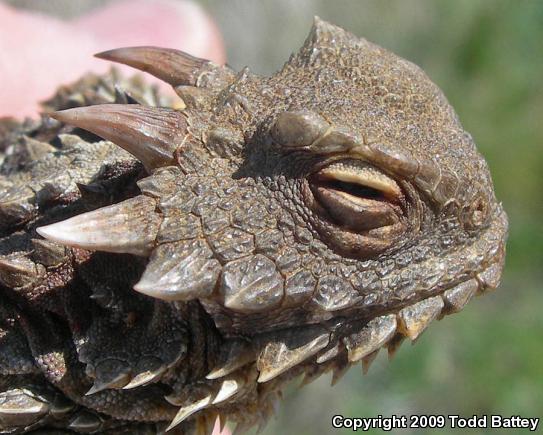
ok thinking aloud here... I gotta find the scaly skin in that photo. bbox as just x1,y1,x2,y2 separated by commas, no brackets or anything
0,19,507,434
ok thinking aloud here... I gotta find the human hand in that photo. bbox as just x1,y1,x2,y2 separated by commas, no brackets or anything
0,0,226,119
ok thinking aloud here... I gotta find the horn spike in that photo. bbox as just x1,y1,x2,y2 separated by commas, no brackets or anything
206,340,256,380
397,296,444,341
257,333,329,383
343,314,397,363
95,46,221,88
133,240,221,301
85,374,129,396
50,104,187,171
166,378,242,431
122,367,166,390
442,279,478,314
386,335,405,361
172,398,209,425
36,196,161,256
330,359,349,386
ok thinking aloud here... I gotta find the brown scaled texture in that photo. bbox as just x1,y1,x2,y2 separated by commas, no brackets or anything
0,18,506,434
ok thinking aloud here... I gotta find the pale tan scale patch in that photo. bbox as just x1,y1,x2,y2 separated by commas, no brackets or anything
319,163,402,198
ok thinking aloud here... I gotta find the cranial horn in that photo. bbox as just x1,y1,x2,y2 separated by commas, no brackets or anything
95,46,233,89
51,104,188,171
36,196,161,256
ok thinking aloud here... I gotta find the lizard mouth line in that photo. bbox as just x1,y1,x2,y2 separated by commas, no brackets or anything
204,258,505,390
335,259,502,337
262,257,504,381
309,257,505,374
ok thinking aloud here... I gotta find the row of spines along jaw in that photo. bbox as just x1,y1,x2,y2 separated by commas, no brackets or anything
166,265,497,431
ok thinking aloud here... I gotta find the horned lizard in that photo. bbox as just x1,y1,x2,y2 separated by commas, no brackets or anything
0,18,507,434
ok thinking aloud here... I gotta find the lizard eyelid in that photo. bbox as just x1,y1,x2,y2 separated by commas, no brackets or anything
308,159,405,234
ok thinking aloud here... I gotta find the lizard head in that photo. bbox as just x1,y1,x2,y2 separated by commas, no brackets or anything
37,18,507,429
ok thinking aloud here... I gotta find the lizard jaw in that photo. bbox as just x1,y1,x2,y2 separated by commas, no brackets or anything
201,201,507,385
182,250,505,432
206,251,505,382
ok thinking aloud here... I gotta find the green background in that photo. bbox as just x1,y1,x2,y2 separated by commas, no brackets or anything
5,1,542,433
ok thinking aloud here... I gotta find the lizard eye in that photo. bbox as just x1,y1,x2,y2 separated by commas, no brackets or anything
309,159,405,233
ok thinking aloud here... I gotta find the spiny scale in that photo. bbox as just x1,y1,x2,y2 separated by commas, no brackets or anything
257,333,329,383
85,371,131,396
331,357,350,386
0,388,50,427
67,412,102,432
51,104,188,171
133,240,221,301
316,342,341,364
85,359,132,395
362,350,379,375
386,334,405,360
0,255,41,288
36,195,161,256
166,377,244,431
397,296,444,341
206,340,256,380
30,238,67,267
122,366,166,390
442,279,478,313
343,314,397,363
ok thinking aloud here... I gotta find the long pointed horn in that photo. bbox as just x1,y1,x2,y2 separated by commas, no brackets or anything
51,104,188,171
36,196,161,256
95,46,232,88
